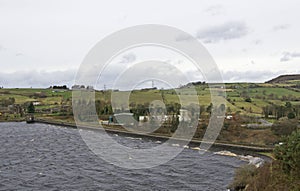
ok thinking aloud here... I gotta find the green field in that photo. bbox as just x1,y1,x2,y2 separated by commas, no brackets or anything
0,81,299,117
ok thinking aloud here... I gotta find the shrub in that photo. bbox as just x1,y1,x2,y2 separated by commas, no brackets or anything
244,131,300,190
287,112,295,119
271,119,297,136
229,165,257,190
244,97,252,103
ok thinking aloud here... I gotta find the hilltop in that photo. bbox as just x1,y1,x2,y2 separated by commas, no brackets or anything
266,74,300,83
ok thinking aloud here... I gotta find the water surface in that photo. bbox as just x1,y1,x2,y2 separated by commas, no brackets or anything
0,122,245,190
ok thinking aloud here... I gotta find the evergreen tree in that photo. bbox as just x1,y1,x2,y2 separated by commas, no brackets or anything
27,102,35,113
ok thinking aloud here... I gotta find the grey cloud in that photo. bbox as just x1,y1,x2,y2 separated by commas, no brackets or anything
152,65,275,85
280,53,290,62
253,39,262,45
273,24,290,31
175,33,192,41
280,52,300,62
75,54,136,88
120,53,136,63
0,45,5,51
0,69,76,88
196,21,248,43
95,64,128,89
98,68,284,89
0,68,288,89
176,21,249,43
112,62,190,90
221,70,284,82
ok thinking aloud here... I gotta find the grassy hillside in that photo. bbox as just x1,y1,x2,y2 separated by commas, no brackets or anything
266,74,300,83
0,80,299,147
0,81,299,116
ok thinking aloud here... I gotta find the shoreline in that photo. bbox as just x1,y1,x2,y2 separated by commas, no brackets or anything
0,119,274,160
29,119,274,153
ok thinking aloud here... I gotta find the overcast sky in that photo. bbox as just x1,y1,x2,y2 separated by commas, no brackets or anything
0,0,299,88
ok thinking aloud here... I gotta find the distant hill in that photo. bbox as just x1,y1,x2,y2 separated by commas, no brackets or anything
266,74,300,83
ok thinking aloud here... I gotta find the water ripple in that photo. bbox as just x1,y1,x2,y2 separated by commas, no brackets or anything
0,122,245,191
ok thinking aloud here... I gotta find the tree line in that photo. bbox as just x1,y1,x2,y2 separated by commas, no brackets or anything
262,101,299,119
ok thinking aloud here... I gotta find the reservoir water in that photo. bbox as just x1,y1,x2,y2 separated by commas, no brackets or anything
0,122,246,190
